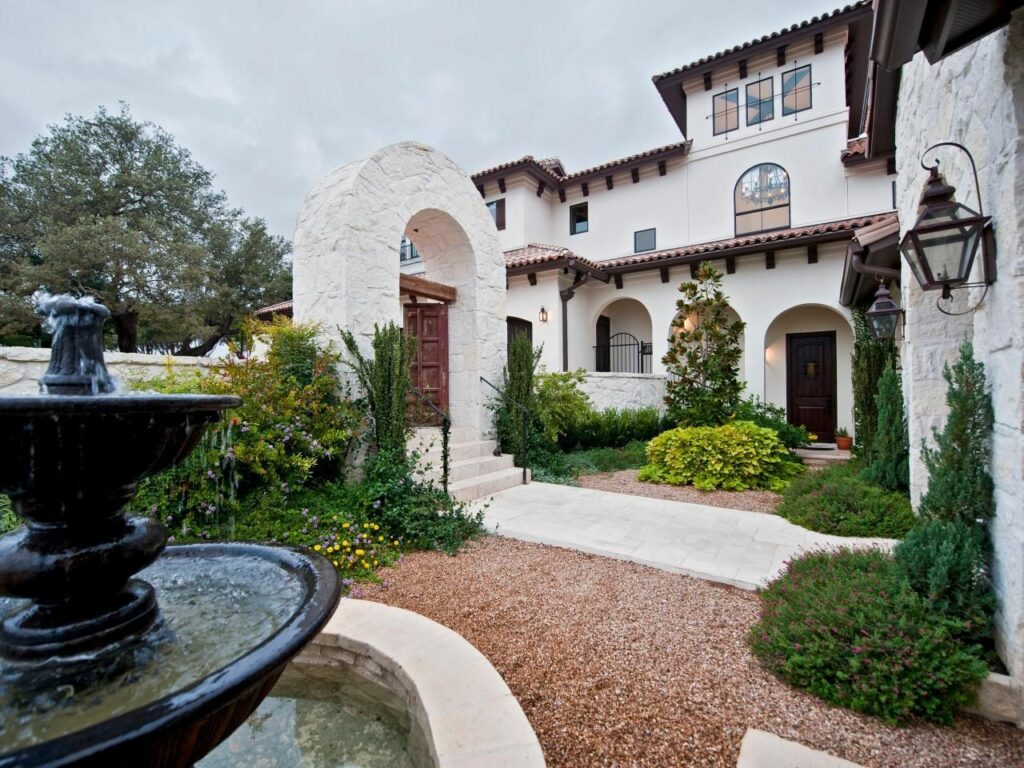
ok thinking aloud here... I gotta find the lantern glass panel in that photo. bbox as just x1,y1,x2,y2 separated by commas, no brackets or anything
915,203,982,286
868,311,899,340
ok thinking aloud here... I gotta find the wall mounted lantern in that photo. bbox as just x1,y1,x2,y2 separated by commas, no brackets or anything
538,307,549,323
865,282,902,341
900,141,996,314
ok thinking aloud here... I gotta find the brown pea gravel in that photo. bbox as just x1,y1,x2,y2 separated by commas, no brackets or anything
360,536,1024,768
576,469,783,514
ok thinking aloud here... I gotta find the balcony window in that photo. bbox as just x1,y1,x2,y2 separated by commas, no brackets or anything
782,65,812,116
399,236,421,263
713,88,739,135
734,163,790,235
745,77,774,126
570,202,589,235
486,198,506,231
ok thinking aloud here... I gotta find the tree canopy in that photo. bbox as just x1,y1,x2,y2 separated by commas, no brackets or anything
0,104,291,353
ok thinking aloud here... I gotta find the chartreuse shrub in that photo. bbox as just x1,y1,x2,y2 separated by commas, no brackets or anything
638,421,802,491
732,395,808,451
776,462,915,538
750,548,989,725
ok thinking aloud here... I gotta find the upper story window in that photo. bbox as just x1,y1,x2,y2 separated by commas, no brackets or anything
781,65,812,116
712,88,739,135
634,228,656,253
745,77,774,126
569,202,589,235
486,198,506,231
400,236,420,263
734,164,790,235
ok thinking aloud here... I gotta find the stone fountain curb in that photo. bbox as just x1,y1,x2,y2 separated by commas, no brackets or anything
294,598,546,767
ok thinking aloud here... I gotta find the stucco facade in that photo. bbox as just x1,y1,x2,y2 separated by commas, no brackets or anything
894,10,1024,704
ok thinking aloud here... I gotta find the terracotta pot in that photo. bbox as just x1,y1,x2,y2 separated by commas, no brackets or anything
835,436,853,450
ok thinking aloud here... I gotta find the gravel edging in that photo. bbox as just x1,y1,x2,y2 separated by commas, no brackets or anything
362,537,1024,768
577,468,783,514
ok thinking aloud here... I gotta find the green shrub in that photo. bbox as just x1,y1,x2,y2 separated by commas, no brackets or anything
341,322,412,455
1,495,19,534
861,361,909,492
535,369,592,446
851,306,895,458
777,463,916,538
560,406,665,451
920,341,995,524
750,548,988,725
732,395,808,451
638,421,802,491
490,334,541,462
663,262,745,426
894,519,995,649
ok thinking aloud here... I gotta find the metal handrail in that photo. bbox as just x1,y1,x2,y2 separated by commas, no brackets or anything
479,375,529,484
410,386,451,493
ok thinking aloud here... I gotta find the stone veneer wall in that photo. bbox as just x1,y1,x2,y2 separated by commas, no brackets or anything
0,346,217,394
895,11,1024,711
578,372,668,414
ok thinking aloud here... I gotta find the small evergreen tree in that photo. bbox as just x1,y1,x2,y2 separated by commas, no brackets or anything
341,323,412,456
850,306,895,457
861,360,909,492
494,333,541,460
919,341,994,523
663,262,745,426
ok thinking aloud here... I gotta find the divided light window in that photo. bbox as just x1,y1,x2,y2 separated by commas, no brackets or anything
745,77,774,126
712,88,739,135
486,198,506,231
782,65,812,116
634,228,656,253
569,202,589,235
399,236,420,263
734,163,790,235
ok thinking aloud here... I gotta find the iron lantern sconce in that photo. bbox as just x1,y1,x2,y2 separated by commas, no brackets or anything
900,142,996,313
865,282,903,341
538,307,549,323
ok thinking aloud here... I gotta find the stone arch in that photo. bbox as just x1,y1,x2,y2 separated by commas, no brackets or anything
591,297,654,373
292,142,506,436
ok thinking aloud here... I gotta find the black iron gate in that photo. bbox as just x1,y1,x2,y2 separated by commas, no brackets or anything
593,332,652,373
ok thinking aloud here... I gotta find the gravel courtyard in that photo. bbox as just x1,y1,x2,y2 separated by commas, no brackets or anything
362,536,1024,768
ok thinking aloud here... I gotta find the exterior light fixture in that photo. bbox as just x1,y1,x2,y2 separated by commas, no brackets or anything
900,142,996,313
538,307,548,323
865,281,902,341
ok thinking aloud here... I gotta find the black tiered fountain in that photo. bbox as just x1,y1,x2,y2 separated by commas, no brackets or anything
0,296,341,766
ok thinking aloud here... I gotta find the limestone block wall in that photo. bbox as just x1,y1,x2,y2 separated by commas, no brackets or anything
0,346,216,394
578,372,668,413
895,11,1024,698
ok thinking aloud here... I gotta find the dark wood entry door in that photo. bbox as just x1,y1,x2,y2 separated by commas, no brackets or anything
786,331,837,442
595,315,611,372
507,317,532,356
404,303,448,423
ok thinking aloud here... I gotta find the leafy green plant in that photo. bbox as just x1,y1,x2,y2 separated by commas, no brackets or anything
835,426,849,438
894,519,995,649
851,306,895,458
639,421,801,491
732,395,808,451
341,322,412,456
776,462,916,538
750,548,988,725
490,334,541,463
919,341,994,524
560,406,666,451
1,495,19,534
663,262,745,426
535,368,592,446
861,360,909,493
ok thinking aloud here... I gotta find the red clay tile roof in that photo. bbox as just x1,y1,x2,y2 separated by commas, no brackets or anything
472,142,691,185
841,136,868,162
601,213,896,271
503,243,604,273
562,141,691,180
253,299,294,317
652,1,871,83
536,157,566,177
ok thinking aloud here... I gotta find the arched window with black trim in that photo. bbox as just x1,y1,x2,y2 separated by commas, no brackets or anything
734,164,790,235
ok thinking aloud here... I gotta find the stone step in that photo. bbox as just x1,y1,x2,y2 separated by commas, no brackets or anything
419,453,516,484
418,439,500,463
450,466,531,502
410,426,478,452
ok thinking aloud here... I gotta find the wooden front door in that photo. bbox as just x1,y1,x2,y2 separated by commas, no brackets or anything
404,303,449,423
786,331,837,442
507,317,532,356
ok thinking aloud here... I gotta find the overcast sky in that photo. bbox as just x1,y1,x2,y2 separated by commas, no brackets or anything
1,0,836,239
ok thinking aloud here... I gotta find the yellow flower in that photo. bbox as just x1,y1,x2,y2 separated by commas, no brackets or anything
313,544,321,551
343,522,350,528
372,523,380,531
343,540,350,547
363,523,370,529
373,560,379,566
355,549,365,556
333,560,339,566
378,535,384,542
393,540,399,546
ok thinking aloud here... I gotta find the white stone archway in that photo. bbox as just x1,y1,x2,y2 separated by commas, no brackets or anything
291,142,507,437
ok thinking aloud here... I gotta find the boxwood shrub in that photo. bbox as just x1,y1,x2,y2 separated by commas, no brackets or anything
776,463,916,538
638,420,802,491
750,548,988,725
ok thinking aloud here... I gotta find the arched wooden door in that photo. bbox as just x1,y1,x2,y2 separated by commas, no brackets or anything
404,303,449,422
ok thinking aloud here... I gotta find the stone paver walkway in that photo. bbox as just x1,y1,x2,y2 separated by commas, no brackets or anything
476,482,895,590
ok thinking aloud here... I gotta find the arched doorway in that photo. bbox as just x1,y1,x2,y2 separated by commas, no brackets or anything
292,142,507,436
668,304,746,385
592,298,654,373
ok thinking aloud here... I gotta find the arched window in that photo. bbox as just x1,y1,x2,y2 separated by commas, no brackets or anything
734,164,790,235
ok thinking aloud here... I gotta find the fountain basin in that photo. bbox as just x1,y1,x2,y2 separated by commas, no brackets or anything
0,543,341,768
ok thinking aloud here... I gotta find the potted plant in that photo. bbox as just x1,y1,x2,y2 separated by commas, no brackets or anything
834,427,853,450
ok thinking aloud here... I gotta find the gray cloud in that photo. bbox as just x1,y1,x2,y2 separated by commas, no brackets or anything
1,0,836,239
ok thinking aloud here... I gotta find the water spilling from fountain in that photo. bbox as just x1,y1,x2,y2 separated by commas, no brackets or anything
0,296,340,767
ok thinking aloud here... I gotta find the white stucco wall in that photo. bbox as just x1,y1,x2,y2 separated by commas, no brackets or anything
0,347,216,394
895,12,1024,697
577,373,668,414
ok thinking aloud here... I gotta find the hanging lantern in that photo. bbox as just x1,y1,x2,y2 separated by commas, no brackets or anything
865,282,902,341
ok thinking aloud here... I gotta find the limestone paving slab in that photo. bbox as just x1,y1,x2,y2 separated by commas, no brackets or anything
476,482,896,590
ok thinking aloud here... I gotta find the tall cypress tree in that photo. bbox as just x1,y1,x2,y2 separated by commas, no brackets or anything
850,307,895,458
919,341,994,523
861,360,909,492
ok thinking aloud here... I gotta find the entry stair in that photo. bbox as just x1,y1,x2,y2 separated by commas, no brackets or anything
411,427,530,502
